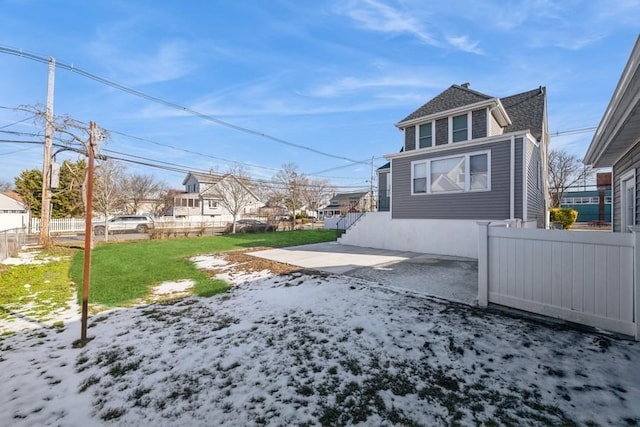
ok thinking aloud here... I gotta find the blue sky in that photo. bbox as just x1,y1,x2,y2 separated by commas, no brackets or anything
0,0,638,191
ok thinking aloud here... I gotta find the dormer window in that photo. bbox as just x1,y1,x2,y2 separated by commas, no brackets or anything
451,114,469,142
418,123,433,148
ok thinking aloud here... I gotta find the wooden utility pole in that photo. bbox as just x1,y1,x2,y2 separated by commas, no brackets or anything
39,57,55,246
80,121,96,343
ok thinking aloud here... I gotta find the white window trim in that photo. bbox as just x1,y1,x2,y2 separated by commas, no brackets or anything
415,122,434,149
448,112,471,144
410,149,491,195
620,169,636,232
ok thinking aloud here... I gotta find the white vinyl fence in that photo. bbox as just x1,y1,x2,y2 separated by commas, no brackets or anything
478,222,639,339
29,217,232,234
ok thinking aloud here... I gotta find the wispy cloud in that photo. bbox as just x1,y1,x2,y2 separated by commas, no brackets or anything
337,0,487,55
446,35,484,55
337,0,436,45
88,17,195,85
303,75,444,98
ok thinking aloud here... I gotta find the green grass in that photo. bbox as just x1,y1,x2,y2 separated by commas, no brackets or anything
70,229,335,307
0,247,76,324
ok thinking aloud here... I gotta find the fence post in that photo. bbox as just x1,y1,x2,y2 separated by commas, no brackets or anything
632,226,640,341
477,221,491,308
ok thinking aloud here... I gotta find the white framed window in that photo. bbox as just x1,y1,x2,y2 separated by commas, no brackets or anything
417,122,433,149
620,170,635,232
451,113,469,143
412,162,427,194
411,150,490,195
208,200,218,208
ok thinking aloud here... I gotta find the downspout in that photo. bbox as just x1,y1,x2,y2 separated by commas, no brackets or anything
522,137,528,224
510,135,515,221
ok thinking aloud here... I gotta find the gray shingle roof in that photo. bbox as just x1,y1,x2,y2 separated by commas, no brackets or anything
398,84,546,141
399,85,492,123
501,87,546,141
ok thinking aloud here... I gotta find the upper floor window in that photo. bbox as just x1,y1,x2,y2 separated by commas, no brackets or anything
451,114,468,143
418,123,432,148
208,200,218,208
412,150,490,195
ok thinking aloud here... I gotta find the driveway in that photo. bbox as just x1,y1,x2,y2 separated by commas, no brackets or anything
249,242,478,305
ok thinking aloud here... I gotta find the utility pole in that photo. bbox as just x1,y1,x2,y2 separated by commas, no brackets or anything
80,121,97,344
39,57,55,246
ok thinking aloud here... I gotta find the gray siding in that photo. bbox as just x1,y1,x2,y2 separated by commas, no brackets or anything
612,140,640,231
404,127,415,151
514,138,523,219
391,139,515,219
525,141,545,227
472,108,487,139
435,118,448,145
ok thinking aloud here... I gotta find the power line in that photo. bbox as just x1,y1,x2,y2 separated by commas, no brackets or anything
0,45,370,166
0,114,35,130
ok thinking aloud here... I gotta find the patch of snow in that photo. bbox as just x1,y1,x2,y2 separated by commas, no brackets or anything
0,253,639,425
150,280,195,301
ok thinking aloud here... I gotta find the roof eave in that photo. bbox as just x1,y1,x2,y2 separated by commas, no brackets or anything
492,99,512,127
584,36,640,167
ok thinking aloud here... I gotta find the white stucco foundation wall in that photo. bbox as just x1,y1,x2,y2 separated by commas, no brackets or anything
338,212,483,259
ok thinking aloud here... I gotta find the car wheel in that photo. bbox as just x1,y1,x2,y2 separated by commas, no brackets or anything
94,226,105,235
136,224,148,233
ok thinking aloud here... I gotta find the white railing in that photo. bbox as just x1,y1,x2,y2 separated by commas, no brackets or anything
478,222,639,339
31,218,86,233
29,217,237,234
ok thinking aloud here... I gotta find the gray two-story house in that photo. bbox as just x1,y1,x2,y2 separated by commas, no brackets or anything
340,83,549,258
379,83,549,228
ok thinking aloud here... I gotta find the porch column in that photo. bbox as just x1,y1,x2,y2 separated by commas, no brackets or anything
477,221,491,308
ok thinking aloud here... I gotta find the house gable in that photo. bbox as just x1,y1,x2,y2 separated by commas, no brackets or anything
396,84,545,153
398,84,492,123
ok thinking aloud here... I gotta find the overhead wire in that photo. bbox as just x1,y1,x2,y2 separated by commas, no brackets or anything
0,45,370,166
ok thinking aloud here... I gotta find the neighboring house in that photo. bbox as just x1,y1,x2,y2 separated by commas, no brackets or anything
584,36,640,232
167,172,263,222
379,83,549,228
319,192,372,218
0,191,28,231
560,188,611,224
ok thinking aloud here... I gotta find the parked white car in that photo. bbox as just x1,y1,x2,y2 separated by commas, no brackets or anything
93,215,154,235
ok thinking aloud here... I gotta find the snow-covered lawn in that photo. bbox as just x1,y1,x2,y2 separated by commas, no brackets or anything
1,254,639,426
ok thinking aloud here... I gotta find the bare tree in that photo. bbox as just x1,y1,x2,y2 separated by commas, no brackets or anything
209,167,258,234
271,163,306,230
153,188,181,217
548,149,594,208
93,160,127,240
302,178,334,218
0,181,13,192
123,173,165,214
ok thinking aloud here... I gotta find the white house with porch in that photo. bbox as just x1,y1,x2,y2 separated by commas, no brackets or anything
167,172,263,223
